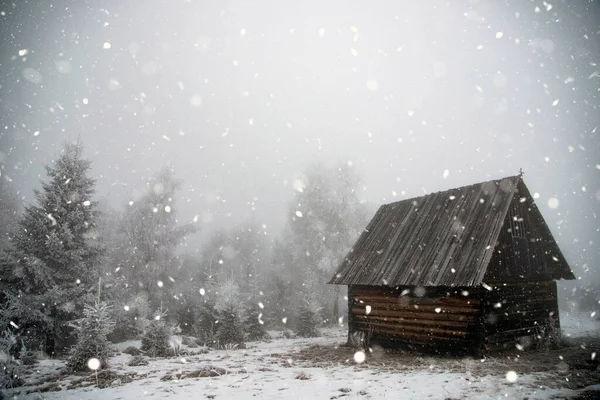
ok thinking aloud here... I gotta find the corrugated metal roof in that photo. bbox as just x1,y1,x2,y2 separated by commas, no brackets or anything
329,176,522,287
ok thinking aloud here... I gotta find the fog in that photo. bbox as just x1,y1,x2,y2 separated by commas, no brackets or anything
1,0,599,290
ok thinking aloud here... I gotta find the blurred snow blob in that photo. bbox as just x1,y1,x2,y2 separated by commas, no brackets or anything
190,94,202,108
87,358,101,370
55,60,72,74
366,80,379,91
505,371,517,382
547,197,559,209
292,179,305,193
22,68,43,84
354,351,366,364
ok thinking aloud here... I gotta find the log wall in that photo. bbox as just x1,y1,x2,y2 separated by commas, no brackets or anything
481,281,559,351
348,285,482,354
348,281,560,355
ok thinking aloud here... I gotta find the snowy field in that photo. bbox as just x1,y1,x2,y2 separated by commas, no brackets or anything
5,311,600,400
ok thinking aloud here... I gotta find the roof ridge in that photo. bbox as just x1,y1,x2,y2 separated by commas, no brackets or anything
385,175,521,207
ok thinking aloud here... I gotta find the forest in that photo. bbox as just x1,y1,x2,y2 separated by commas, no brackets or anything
0,140,370,386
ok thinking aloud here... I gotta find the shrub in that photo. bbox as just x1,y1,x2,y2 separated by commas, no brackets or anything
214,304,245,349
141,316,172,358
108,295,150,343
181,336,198,348
0,330,24,389
294,306,320,338
19,341,37,365
243,306,269,342
281,330,294,339
122,346,142,356
127,355,148,366
193,301,219,347
67,301,114,372
0,366,24,389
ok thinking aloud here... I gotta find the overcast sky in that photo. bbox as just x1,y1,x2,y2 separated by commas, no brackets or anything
0,0,598,285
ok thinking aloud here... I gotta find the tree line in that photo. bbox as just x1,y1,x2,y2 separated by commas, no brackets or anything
0,141,369,379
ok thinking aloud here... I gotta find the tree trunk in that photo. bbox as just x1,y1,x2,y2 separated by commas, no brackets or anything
332,286,340,324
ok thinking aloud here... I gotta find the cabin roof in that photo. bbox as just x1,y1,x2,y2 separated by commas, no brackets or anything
329,175,575,287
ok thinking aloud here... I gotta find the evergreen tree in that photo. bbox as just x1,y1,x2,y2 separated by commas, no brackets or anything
279,163,368,324
67,300,114,372
243,304,269,342
294,303,320,338
214,304,245,348
242,274,269,341
213,280,245,349
117,167,196,310
0,178,20,250
193,297,219,346
141,312,172,357
0,142,103,355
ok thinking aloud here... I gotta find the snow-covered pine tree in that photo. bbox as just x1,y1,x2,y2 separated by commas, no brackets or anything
0,142,103,355
141,310,172,357
242,276,269,342
213,280,245,349
0,178,20,250
243,304,269,342
67,300,114,372
294,303,320,338
214,304,245,349
116,167,196,312
193,297,219,346
279,163,368,325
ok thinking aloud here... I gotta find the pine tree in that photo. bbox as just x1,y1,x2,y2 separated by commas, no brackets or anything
243,304,269,342
141,313,172,357
279,163,368,324
0,178,20,250
242,276,269,341
213,280,245,349
67,301,114,372
295,304,320,338
214,304,245,349
0,142,103,355
193,298,219,346
116,167,196,311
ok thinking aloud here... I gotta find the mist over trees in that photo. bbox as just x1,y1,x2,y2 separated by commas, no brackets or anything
0,179,20,250
0,141,370,360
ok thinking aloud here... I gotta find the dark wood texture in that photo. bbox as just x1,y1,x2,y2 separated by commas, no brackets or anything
348,285,482,353
484,180,574,282
330,176,574,288
481,281,560,351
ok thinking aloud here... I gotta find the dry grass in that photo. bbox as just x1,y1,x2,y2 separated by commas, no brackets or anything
161,366,229,381
276,335,600,391
67,369,142,390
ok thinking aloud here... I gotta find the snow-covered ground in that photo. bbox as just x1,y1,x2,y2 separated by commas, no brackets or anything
6,312,600,400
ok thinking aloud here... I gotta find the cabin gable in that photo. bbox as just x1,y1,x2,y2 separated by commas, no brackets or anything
483,179,575,282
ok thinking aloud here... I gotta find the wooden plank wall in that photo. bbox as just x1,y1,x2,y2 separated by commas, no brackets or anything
482,281,559,351
348,285,481,353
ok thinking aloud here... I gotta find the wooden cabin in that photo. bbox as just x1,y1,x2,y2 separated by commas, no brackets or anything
329,175,575,355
